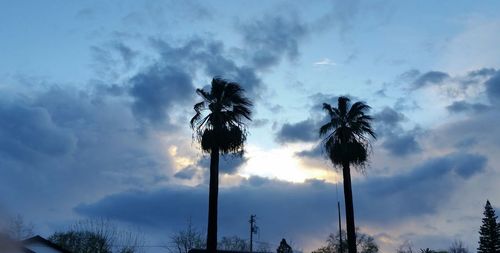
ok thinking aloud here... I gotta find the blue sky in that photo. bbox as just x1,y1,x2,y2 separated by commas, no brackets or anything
1,0,500,252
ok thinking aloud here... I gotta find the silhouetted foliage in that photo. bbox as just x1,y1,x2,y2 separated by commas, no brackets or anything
319,97,376,253
50,230,112,253
168,222,272,253
276,239,292,253
449,240,468,253
478,200,500,253
218,236,248,251
0,214,34,240
190,77,252,252
311,230,378,253
168,220,205,253
191,77,252,155
49,219,143,253
396,241,414,253
419,248,447,253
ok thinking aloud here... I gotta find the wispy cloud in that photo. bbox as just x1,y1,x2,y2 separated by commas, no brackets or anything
313,58,336,66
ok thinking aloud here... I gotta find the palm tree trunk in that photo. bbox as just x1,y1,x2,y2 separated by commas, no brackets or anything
206,146,219,253
342,162,357,253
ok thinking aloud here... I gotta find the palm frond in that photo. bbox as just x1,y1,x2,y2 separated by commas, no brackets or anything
191,77,253,154
337,96,350,117
319,96,376,168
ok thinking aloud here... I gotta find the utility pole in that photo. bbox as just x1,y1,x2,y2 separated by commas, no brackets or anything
249,214,258,252
337,182,343,253
338,201,343,253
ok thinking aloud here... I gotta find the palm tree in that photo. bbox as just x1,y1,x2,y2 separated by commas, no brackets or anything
319,96,376,253
190,77,252,253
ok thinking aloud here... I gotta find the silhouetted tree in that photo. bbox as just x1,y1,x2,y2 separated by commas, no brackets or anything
50,231,112,253
449,240,468,253
0,214,34,240
276,239,292,253
396,241,414,253
190,77,252,252
312,230,378,253
218,236,248,251
168,220,205,253
49,219,143,253
319,97,376,253
478,200,500,253
255,241,272,253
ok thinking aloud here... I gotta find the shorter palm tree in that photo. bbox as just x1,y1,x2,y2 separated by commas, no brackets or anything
319,96,376,253
190,77,252,253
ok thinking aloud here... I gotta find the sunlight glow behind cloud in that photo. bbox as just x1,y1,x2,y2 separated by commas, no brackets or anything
241,145,338,183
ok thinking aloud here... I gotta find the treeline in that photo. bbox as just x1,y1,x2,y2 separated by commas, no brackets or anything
3,199,500,253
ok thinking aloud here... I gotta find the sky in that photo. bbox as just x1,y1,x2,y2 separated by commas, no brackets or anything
1,0,500,252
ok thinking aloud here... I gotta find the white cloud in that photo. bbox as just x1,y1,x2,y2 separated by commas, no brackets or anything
314,58,337,66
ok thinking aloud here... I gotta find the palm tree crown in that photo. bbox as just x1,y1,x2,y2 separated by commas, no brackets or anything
319,96,376,167
190,77,252,154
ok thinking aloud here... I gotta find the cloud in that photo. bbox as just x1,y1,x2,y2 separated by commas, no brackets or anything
314,58,336,66
295,144,323,160
113,42,138,69
75,151,487,250
275,120,317,144
75,177,338,249
355,152,487,223
374,107,406,129
250,118,269,128
446,101,489,114
129,64,194,125
412,71,450,89
0,99,76,161
174,166,199,180
239,13,308,69
485,70,500,105
313,0,361,36
382,132,421,157
196,155,248,175
151,38,264,99
0,85,175,226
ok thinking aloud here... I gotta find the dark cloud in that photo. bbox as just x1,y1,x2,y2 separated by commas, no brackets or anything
355,152,487,223
174,166,199,180
372,106,420,157
0,85,173,226
239,14,308,69
196,155,248,175
76,151,487,248
0,100,76,161
467,68,497,78
412,71,449,89
374,107,406,128
295,144,323,160
399,69,421,81
275,120,317,144
75,177,338,249
151,38,264,99
382,132,421,157
129,64,194,125
446,101,490,114
113,42,138,69
309,93,341,111
485,71,500,105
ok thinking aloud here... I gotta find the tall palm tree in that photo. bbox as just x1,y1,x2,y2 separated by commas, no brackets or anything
319,96,376,253
190,77,252,253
